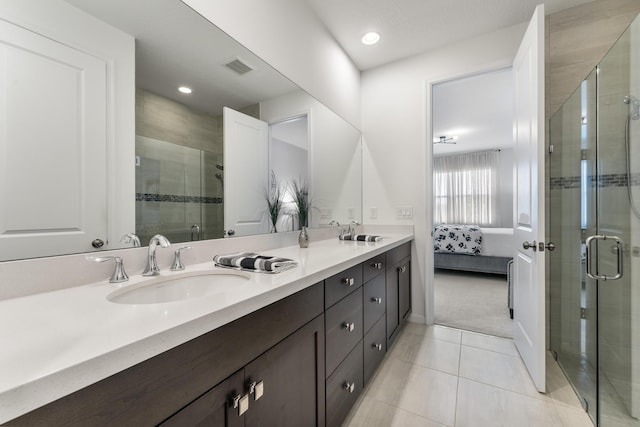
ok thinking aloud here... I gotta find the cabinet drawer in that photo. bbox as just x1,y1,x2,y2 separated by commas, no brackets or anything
363,253,386,283
325,264,363,308
326,340,363,427
387,242,411,266
363,315,386,385
363,274,385,334
325,288,363,377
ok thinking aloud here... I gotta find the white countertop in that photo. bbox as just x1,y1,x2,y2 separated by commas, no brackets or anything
0,233,412,423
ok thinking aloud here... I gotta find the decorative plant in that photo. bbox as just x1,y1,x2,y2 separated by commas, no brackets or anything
264,171,285,232
288,178,314,229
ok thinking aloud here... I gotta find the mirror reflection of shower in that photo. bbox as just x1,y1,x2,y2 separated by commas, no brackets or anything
215,163,224,183
623,95,640,218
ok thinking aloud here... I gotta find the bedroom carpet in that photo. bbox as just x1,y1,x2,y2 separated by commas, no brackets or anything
434,269,514,338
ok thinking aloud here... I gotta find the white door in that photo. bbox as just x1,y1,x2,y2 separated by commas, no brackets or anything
512,4,546,392
223,107,269,237
0,18,107,260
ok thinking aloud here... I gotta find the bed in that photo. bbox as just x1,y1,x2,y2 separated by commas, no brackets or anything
433,225,513,275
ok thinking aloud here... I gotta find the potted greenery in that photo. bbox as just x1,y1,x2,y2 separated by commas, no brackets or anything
265,172,285,232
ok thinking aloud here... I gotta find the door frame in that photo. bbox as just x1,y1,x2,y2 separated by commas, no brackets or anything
425,63,515,325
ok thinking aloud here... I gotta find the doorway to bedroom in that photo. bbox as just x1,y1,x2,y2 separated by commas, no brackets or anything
431,68,515,338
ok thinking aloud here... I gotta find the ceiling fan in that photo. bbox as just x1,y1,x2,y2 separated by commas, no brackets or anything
433,135,457,144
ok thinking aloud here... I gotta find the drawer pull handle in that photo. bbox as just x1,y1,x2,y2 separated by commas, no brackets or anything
372,262,383,269
343,381,355,393
342,277,355,286
249,380,264,401
371,297,382,304
343,322,355,332
372,343,383,351
232,393,249,416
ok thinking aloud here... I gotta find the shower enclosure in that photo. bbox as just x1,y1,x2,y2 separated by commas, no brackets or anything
549,13,640,427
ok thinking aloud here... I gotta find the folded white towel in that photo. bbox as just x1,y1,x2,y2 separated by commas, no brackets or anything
339,234,382,242
213,252,297,273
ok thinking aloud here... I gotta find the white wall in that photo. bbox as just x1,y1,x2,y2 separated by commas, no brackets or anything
360,23,527,324
180,0,361,129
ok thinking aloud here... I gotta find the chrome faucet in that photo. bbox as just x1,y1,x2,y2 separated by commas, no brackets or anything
142,234,171,276
347,221,360,237
120,232,141,247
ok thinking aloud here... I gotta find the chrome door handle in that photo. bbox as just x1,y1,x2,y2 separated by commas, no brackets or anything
585,235,623,281
545,242,556,251
371,297,382,304
522,240,537,251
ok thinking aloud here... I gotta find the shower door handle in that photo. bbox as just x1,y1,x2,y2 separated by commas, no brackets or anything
585,235,623,281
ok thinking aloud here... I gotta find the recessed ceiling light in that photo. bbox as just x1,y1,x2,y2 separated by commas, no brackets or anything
178,86,192,94
361,32,380,45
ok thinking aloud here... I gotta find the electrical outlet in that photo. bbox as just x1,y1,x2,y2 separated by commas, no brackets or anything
370,207,377,219
320,208,332,219
347,207,354,219
396,206,413,219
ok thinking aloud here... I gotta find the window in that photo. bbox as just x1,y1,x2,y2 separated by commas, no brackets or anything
433,150,499,226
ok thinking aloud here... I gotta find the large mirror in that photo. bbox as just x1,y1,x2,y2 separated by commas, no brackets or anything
0,0,362,261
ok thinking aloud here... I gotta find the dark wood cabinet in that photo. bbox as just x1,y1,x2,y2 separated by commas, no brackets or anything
363,315,386,385
399,259,412,321
386,242,412,347
244,314,325,427
163,315,325,427
160,370,244,427
325,264,363,308
363,274,385,333
325,288,363,376
325,341,363,427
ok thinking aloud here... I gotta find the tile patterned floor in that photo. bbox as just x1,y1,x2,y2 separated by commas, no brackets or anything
343,323,594,427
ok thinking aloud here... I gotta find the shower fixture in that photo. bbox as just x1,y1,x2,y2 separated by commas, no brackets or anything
623,95,640,120
623,95,640,219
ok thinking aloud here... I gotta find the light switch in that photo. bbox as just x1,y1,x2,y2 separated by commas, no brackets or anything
370,207,377,219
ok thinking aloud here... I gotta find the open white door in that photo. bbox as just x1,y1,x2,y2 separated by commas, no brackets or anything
512,4,546,392
223,107,269,237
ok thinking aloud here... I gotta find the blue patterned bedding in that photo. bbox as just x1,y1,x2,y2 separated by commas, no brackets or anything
434,225,483,255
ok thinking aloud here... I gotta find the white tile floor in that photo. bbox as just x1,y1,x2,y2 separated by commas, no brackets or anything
343,323,594,427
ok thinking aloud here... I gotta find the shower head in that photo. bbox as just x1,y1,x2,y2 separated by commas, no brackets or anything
624,95,640,120
216,164,224,171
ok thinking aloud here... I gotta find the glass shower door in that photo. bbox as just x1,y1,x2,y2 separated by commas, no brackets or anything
549,68,599,424
550,12,640,426
596,16,640,426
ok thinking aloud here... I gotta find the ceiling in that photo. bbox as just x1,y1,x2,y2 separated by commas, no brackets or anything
432,68,513,156
67,0,298,115
305,0,594,71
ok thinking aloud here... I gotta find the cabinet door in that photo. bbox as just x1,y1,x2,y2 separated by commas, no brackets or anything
160,370,244,427
325,288,363,377
386,264,399,345
399,259,411,320
363,274,385,334
244,314,325,427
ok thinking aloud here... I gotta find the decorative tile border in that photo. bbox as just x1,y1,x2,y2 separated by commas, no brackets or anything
550,173,640,190
136,193,223,204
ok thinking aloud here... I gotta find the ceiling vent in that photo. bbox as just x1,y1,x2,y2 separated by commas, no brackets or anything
224,58,253,75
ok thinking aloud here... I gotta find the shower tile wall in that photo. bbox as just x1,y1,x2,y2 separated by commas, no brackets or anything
135,89,224,243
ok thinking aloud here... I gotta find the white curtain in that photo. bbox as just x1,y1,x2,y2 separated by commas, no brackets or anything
433,150,500,226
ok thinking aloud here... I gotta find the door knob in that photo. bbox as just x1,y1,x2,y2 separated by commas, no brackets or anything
91,238,105,248
227,229,235,236
544,242,556,251
522,240,537,251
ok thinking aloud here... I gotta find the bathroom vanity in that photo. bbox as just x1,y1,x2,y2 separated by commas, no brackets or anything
0,234,412,426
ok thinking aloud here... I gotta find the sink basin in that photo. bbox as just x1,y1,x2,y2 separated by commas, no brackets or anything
107,270,251,304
